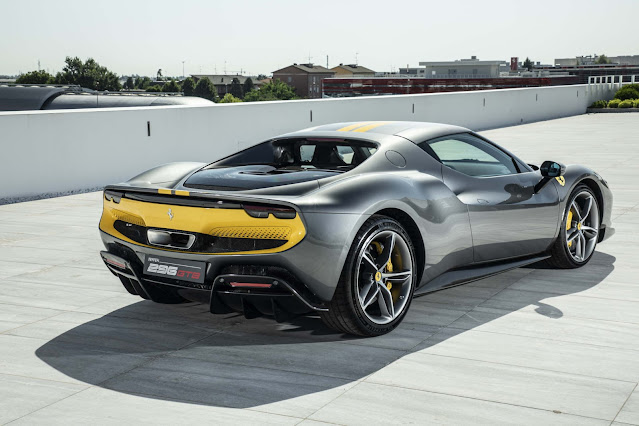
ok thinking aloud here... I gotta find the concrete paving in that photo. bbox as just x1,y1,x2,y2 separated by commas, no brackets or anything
0,113,638,425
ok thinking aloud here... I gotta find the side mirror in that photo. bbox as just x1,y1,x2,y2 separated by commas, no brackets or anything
534,161,566,193
540,161,566,178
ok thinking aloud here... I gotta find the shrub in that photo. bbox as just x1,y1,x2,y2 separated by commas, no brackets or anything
218,93,242,103
145,85,163,92
619,99,634,108
607,99,621,108
614,85,639,100
634,99,639,108
589,100,608,108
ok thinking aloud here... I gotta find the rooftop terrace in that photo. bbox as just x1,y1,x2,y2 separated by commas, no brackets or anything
0,113,637,424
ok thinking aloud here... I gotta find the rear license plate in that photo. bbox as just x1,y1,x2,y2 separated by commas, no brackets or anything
143,255,206,284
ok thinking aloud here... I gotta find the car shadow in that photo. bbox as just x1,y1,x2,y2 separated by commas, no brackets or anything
35,252,616,409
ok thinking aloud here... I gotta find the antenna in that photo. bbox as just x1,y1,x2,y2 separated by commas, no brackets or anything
224,61,227,74
37,60,41,71
327,55,329,69
355,52,359,65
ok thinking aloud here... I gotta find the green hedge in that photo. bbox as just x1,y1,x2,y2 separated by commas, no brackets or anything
608,99,621,108
589,100,608,108
619,99,635,108
614,84,639,100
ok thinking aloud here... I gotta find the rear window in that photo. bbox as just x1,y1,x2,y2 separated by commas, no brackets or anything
211,138,378,171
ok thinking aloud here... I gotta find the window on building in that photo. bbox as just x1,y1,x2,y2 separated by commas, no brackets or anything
472,69,478,75
288,76,292,83
448,69,458,75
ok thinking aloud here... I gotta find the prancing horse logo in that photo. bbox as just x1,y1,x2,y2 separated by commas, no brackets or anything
168,208,174,220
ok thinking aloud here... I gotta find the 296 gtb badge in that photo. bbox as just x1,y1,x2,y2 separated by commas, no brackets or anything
143,255,205,284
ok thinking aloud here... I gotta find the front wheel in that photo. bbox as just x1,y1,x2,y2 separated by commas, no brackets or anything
320,216,417,336
546,184,600,268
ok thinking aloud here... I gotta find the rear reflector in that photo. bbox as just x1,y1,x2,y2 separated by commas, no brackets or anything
229,282,273,289
105,258,126,269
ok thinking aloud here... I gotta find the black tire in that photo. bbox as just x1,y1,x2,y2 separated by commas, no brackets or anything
320,215,417,336
545,184,599,269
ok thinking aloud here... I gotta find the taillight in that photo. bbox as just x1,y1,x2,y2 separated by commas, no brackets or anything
243,204,297,219
104,190,123,203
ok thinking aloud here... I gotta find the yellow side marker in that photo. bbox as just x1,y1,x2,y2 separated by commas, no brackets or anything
158,188,172,195
555,176,566,186
352,122,389,133
175,190,190,196
337,122,373,132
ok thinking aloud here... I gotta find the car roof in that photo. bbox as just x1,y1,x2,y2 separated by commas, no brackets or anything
281,121,471,144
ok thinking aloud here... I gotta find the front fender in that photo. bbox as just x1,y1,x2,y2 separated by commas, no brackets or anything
552,165,614,239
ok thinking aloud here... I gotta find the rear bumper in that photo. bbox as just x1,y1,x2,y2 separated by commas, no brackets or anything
100,234,331,317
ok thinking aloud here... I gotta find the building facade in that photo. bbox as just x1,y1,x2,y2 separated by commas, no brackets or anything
322,76,578,97
418,57,508,78
272,64,335,98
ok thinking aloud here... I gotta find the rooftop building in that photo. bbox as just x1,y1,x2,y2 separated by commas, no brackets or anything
272,63,335,98
418,56,509,79
330,64,375,77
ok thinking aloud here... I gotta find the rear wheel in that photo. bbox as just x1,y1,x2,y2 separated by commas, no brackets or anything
546,184,600,268
321,216,416,336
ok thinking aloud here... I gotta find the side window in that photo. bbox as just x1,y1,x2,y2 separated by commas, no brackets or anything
420,134,518,177
336,146,354,164
300,145,316,162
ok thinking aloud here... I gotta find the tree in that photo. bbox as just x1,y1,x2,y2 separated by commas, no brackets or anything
137,76,152,90
124,77,135,90
243,79,297,102
54,56,122,91
243,77,254,97
145,85,163,92
182,77,195,96
596,54,611,64
219,93,242,103
15,70,55,84
193,77,218,101
522,57,533,71
257,74,267,81
162,79,180,92
229,77,243,99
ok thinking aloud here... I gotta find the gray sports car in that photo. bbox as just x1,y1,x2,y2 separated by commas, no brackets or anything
99,121,614,336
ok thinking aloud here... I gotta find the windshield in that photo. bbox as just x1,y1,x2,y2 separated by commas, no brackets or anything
210,138,378,172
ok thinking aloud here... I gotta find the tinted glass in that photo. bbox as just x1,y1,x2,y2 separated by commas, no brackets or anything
212,138,377,171
421,134,518,177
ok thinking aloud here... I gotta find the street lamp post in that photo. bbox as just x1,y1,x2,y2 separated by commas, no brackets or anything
182,61,185,79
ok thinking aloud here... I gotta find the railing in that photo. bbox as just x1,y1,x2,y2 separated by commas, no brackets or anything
588,75,638,97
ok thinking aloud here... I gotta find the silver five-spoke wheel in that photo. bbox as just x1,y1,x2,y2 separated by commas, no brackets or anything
566,191,600,263
356,230,413,325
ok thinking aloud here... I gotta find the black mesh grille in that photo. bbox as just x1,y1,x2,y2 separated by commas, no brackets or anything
113,220,287,253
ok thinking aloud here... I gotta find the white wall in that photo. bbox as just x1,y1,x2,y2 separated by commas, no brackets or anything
0,83,613,200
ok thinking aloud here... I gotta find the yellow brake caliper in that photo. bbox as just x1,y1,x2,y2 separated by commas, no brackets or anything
371,241,393,291
566,210,573,247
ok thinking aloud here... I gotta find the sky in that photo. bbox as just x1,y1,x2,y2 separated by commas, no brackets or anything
1,0,638,77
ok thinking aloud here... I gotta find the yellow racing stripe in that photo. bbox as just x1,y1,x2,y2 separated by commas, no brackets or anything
352,122,389,133
158,188,172,195
337,122,373,132
174,190,190,196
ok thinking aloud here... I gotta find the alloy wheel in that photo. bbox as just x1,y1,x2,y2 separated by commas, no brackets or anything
566,191,600,262
355,230,413,325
